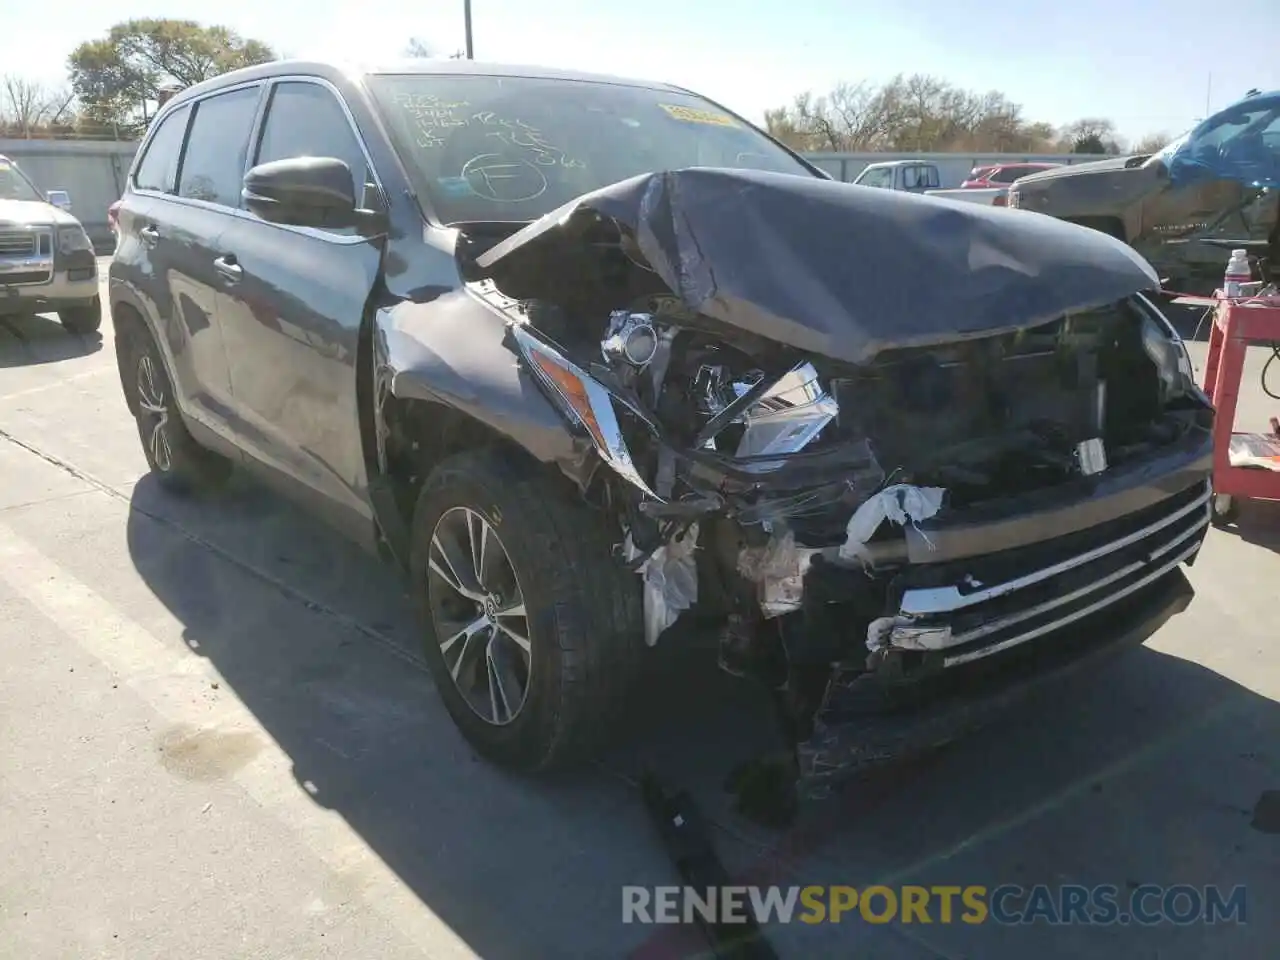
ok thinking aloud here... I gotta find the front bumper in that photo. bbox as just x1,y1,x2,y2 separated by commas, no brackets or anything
797,564,1196,793
791,434,1213,794
0,260,99,315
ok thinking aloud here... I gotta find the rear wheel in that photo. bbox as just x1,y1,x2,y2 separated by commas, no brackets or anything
120,321,231,493
410,448,644,771
58,296,102,335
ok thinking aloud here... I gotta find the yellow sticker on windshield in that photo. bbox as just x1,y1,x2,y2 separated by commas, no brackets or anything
659,104,738,127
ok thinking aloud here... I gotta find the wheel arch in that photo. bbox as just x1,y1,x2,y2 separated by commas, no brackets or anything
109,287,195,425
1064,215,1128,243
107,296,149,418
360,297,594,567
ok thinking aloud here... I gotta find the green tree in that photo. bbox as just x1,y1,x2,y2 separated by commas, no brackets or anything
68,19,276,137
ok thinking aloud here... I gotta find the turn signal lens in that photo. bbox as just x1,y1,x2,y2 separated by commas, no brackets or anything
527,349,608,450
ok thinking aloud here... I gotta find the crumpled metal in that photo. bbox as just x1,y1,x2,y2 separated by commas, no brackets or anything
476,167,1162,365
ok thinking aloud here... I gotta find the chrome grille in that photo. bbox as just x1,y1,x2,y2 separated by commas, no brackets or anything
0,228,54,285
892,480,1211,668
0,230,36,256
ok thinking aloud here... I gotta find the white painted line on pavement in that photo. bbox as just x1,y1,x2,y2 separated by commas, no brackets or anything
0,518,478,960
0,367,112,401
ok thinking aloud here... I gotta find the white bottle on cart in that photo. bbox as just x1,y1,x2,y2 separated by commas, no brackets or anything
1223,249,1251,298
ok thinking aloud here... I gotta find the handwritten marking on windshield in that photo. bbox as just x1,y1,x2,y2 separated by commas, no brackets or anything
391,93,585,167
484,122,585,168
393,92,473,150
460,154,548,203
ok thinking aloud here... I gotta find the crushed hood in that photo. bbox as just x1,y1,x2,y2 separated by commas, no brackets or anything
475,167,1159,365
1012,156,1149,184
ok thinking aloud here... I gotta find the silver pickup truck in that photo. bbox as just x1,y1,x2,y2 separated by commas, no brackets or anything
0,154,102,334
852,159,1009,206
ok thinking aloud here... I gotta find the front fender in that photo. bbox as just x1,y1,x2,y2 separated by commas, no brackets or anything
373,287,593,484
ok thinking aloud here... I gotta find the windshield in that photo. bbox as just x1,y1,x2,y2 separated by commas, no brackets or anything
1153,90,1280,188
0,158,44,203
366,73,813,224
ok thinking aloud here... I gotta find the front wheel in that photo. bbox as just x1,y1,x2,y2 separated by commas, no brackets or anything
410,448,644,771
58,296,103,335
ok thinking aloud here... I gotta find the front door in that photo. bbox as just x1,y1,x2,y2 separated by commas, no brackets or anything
215,78,384,522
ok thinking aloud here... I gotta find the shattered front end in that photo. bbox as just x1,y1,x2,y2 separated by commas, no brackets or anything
471,168,1215,797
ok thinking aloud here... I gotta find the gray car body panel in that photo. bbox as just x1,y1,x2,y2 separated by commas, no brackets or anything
477,167,1162,365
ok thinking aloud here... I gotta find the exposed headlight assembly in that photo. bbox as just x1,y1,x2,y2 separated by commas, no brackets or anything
57,225,93,253
509,323,659,498
1135,294,1197,400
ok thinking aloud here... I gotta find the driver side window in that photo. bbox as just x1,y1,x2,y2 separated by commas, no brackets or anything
254,81,375,233
858,167,892,189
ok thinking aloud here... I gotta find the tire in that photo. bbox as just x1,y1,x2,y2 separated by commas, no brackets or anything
119,320,232,493
58,296,103,335
410,447,644,772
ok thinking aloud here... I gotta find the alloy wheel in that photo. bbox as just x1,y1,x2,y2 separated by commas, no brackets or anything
136,353,172,472
426,506,532,725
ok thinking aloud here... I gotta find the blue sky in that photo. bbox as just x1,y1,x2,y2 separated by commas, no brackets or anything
6,0,1279,142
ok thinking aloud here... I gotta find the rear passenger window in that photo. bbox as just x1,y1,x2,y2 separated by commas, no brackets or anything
254,81,372,220
134,104,190,193
178,87,262,208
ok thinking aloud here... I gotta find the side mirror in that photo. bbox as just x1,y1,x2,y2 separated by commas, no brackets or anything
242,157,380,231
46,190,72,210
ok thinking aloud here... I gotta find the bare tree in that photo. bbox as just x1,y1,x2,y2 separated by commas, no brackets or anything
404,36,466,60
404,37,435,58
1057,118,1124,154
765,73,1071,154
1132,132,1171,154
1,75,77,137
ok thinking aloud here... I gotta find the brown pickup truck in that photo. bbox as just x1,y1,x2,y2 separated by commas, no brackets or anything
1009,91,1280,292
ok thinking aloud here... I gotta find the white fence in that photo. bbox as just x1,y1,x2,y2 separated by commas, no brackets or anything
800,152,1111,187
1,139,1113,247
0,139,139,250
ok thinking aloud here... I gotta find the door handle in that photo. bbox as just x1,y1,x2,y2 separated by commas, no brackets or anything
138,224,159,244
214,255,242,283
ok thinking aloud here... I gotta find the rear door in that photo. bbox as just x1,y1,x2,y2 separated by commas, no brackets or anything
115,100,231,439
215,77,384,523
132,86,263,442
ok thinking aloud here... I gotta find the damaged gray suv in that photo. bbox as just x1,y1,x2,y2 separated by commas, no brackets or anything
109,60,1214,797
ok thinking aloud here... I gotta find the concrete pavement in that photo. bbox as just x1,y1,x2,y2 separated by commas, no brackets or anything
1,264,1277,958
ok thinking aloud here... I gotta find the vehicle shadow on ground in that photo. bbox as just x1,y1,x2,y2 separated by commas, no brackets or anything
0,312,102,367
123,472,1279,960
1216,498,1280,554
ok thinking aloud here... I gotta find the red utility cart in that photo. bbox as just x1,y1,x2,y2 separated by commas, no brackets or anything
1199,292,1280,525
